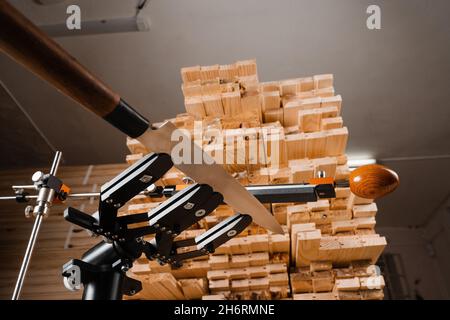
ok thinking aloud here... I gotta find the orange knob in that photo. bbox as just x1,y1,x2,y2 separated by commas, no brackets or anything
349,164,399,199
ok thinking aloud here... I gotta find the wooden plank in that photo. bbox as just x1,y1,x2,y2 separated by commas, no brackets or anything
290,272,313,293
320,106,339,118
264,108,283,124
313,74,334,89
298,77,315,92
312,157,337,178
260,81,280,92
230,254,250,268
184,96,206,119
261,91,281,111
269,273,289,286
219,64,239,81
126,153,143,165
324,127,348,156
249,252,270,266
298,109,322,132
321,95,342,114
126,137,148,154
304,131,327,158
335,164,350,181
321,117,343,130
181,65,201,83
279,79,300,96
209,255,229,270
201,80,222,95
209,279,230,293
241,92,262,122
353,203,378,218
285,133,306,160
335,187,351,198
310,261,332,272
171,260,210,279
179,278,208,299
200,65,220,81
221,91,242,117
293,292,338,300
335,277,360,291
182,81,202,97
236,59,257,77
315,87,335,97
202,294,226,300
202,95,224,117
312,270,334,292
137,273,185,300
290,159,314,183
269,234,289,253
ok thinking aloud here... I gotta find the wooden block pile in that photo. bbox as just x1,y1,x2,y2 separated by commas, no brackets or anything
291,260,385,300
123,59,386,300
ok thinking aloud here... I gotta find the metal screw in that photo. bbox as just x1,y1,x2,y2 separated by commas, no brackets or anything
114,203,121,208
121,265,129,272
24,205,34,218
31,171,44,183
106,199,113,204
183,202,195,210
166,230,172,235
182,177,195,184
130,290,136,295
195,209,206,217
160,227,166,231
227,229,237,237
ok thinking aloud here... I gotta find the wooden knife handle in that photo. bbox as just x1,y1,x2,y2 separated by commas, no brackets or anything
349,164,399,199
0,0,148,137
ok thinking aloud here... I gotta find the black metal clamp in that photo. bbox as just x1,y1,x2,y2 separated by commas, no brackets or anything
62,152,253,299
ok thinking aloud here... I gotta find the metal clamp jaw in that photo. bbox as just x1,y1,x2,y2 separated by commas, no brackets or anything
62,152,252,299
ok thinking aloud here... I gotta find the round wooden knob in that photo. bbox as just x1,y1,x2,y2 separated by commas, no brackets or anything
349,164,399,199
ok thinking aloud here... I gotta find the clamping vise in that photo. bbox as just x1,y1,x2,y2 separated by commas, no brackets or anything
62,152,252,299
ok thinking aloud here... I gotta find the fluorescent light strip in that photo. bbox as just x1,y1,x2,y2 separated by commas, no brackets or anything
347,158,377,169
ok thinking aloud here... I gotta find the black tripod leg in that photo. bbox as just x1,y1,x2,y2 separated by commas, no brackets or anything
80,241,125,300
82,270,124,300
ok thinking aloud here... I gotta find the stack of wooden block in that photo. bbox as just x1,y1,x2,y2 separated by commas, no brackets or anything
123,59,386,300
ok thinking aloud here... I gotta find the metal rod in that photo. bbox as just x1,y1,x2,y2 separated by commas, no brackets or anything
2,183,344,202
50,151,62,176
0,196,26,200
11,214,43,300
12,185,36,190
11,151,62,300
0,193,101,201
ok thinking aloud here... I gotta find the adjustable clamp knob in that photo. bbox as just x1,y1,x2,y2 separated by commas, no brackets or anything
349,164,399,199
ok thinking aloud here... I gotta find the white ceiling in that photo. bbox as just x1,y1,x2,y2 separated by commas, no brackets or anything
0,0,449,227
